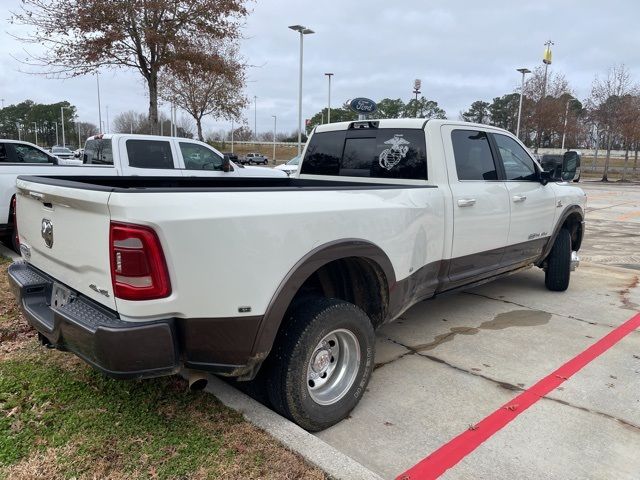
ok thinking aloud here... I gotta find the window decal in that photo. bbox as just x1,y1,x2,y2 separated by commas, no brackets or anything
379,134,410,170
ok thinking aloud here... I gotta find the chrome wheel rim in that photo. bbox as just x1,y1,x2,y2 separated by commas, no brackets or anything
306,329,361,406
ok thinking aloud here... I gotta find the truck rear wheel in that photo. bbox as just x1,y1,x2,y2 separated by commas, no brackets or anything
266,297,375,431
545,228,571,291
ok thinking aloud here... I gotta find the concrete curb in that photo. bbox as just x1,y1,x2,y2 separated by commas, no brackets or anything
195,373,384,480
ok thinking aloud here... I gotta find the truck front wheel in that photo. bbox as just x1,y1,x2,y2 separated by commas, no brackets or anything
266,297,375,431
545,228,572,291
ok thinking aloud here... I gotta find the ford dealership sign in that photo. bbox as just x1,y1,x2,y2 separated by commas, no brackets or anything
349,97,377,115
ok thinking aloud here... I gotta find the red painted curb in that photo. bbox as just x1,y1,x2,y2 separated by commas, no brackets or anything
397,312,640,480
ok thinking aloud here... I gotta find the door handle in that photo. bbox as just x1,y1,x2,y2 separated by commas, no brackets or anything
512,195,527,203
457,198,476,207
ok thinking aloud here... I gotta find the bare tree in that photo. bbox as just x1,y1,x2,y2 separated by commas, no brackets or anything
588,64,636,181
523,66,572,150
12,0,248,133
161,47,247,141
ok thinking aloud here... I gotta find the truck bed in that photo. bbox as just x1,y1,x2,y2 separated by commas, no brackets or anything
17,175,433,192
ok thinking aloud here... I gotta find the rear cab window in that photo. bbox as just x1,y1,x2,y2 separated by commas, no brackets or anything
125,140,174,169
450,130,498,181
300,128,427,180
84,139,114,165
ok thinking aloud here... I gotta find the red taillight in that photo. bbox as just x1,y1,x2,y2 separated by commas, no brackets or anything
109,222,171,300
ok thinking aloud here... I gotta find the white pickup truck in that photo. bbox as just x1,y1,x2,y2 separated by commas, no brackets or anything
0,134,284,251
9,119,585,431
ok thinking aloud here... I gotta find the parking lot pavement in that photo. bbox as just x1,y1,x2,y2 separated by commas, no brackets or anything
315,182,640,479
316,263,640,479
580,181,640,269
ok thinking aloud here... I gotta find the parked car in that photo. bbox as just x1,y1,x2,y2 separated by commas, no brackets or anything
274,155,300,176
50,146,80,163
540,151,581,182
83,134,284,178
9,119,585,432
223,152,239,163
243,152,269,165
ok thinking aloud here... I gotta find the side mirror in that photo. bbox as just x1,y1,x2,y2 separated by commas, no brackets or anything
539,170,551,185
561,151,578,181
50,155,59,165
222,154,231,172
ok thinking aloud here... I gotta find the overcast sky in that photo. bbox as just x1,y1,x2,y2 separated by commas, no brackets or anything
1,0,639,137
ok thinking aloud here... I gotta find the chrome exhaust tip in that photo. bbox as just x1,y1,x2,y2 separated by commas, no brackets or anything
188,372,209,391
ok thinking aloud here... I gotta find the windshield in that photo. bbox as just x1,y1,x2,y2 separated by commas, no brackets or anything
52,147,73,154
287,156,300,165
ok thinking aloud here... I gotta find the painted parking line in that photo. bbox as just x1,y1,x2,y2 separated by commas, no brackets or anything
396,311,640,480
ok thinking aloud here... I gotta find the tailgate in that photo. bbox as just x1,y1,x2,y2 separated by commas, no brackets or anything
15,178,116,310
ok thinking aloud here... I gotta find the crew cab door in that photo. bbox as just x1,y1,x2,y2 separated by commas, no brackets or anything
442,126,510,285
174,140,238,177
118,137,182,176
490,133,557,266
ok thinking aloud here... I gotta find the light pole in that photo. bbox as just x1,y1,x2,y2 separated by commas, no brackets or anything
16,123,21,141
231,119,234,153
60,106,67,148
272,115,277,164
561,98,579,150
516,68,531,139
253,95,257,141
412,79,422,117
324,73,333,123
535,40,554,152
32,122,38,146
289,25,315,156
55,122,59,146
105,105,110,134
1,99,4,109
96,71,103,133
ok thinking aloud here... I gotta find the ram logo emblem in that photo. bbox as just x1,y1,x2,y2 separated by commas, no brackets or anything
41,218,54,249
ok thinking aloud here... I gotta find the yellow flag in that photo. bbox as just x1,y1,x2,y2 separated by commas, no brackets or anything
543,46,552,65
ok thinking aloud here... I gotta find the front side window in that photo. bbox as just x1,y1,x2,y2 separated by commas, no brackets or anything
179,143,223,170
493,133,537,181
300,128,427,180
12,144,51,164
451,130,497,180
84,139,113,165
126,140,174,169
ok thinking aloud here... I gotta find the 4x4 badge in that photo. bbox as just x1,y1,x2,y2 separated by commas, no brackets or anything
41,218,54,248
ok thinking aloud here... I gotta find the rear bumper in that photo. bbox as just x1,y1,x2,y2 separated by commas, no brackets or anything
8,262,263,380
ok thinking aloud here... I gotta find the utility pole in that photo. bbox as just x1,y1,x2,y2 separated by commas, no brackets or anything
561,98,578,150
96,72,103,133
254,95,257,141
536,40,554,153
289,25,315,156
61,106,66,148
272,115,277,164
231,119,234,153
325,73,334,123
516,68,531,139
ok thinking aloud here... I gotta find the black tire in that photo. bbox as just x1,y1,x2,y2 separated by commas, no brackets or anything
545,228,572,291
266,297,375,431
